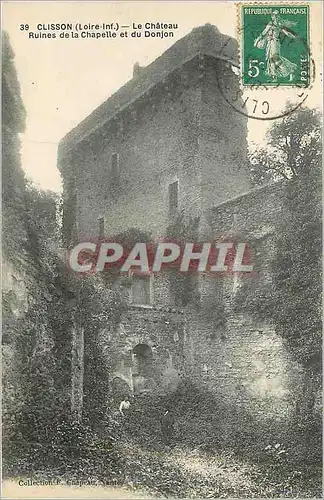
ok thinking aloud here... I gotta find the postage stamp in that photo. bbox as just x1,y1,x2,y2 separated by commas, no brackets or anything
240,4,310,87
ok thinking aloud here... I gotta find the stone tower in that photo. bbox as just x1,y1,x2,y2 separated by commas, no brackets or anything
58,24,250,245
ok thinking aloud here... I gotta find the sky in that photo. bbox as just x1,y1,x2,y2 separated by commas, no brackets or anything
2,1,323,193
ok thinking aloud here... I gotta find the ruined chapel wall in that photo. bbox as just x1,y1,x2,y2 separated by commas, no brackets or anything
184,182,303,427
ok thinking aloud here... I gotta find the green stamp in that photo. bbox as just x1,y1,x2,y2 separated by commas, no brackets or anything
241,4,310,87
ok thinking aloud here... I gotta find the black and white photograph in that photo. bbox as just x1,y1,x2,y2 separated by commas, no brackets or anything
2,1,323,498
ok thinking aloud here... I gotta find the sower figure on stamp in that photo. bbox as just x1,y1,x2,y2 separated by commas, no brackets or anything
254,10,298,81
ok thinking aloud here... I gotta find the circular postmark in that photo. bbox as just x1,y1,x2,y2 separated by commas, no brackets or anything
216,33,315,121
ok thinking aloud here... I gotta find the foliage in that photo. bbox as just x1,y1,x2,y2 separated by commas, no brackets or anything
249,106,322,185
4,418,124,482
270,174,322,373
113,227,153,247
2,32,26,129
79,277,125,427
247,105,322,374
3,32,322,496
3,182,126,476
245,107,322,445
48,419,123,479
2,31,125,474
2,31,27,271
2,30,117,483
121,383,322,498
166,211,200,307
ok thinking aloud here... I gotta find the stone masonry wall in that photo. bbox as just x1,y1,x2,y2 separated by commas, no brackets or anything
184,182,304,428
199,57,251,218
65,60,204,243
58,28,307,423
97,305,185,398
60,54,251,246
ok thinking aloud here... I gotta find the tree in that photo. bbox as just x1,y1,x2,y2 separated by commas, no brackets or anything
2,32,124,477
257,106,322,371
2,31,27,268
246,105,322,451
257,107,322,440
249,105,322,185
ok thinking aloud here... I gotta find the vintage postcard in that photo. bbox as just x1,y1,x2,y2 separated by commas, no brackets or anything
2,1,323,498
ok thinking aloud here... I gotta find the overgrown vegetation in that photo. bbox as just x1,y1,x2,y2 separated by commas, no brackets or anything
3,187,129,474
3,33,322,498
248,105,322,412
113,381,322,497
2,31,125,480
244,106,322,478
166,211,201,307
249,106,322,185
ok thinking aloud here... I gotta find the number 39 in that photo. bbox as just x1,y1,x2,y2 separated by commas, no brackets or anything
248,59,260,78
20,24,29,31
